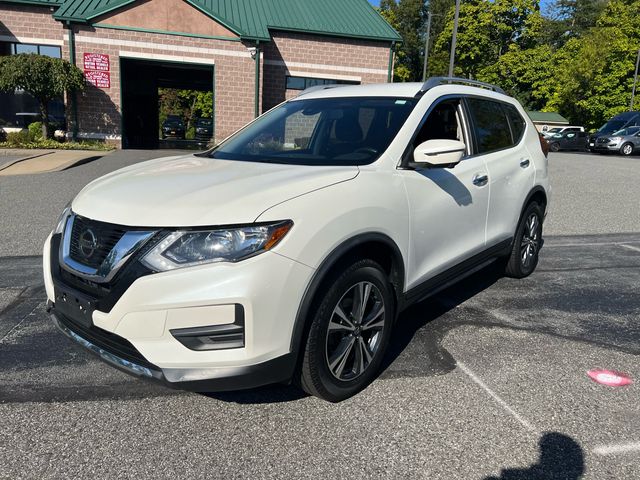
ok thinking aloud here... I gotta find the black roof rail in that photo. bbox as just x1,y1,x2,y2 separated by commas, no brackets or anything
417,76,506,96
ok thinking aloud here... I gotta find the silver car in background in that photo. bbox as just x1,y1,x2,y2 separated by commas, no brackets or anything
591,126,640,156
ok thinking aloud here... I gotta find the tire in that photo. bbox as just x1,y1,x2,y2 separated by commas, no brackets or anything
504,202,544,278
549,142,560,152
299,259,395,402
620,143,634,156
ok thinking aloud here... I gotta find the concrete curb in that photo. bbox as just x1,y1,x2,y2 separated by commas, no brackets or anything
0,151,54,172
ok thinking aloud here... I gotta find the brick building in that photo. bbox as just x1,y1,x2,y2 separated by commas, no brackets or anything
0,0,400,148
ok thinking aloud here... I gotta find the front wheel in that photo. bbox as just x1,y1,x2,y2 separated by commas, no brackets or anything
549,142,560,152
504,202,544,278
620,143,634,156
299,259,394,402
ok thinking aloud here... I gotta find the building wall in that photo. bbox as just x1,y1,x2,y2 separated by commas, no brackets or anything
67,25,256,146
0,4,64,45
262,32,391,111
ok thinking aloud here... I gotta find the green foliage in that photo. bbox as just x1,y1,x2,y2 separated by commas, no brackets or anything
0,54,84,137
158,88,213,134
0,136,113,150
28,122,44,141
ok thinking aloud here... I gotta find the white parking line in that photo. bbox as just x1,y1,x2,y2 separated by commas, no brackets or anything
621,244,640,253
546,241,640,248
457,361,537,433
593,442,640,456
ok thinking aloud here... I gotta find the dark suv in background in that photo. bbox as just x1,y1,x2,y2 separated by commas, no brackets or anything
194,117,213,142
161,115,185,140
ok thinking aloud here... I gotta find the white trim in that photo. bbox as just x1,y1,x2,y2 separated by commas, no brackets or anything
288,70,361,82
119,51,215,65
75,35,250,58
0,35,63,46
264,59,386,76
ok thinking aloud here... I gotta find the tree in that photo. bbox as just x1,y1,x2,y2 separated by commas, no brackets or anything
433,0,543,78
379,0,429,81
0,54,84,138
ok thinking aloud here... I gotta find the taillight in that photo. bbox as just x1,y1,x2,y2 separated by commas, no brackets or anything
539,133,549,157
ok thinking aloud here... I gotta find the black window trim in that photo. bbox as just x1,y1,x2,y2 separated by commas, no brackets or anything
462,95,527,159
398,94,472,169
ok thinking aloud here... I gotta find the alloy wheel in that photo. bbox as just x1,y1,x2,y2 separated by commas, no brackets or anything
325,281,385,381
622,144,633,155
520,213,541,268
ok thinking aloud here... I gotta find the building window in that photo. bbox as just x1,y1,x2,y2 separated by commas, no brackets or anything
0,42,61,58
0,42,64,131
285,75,359,91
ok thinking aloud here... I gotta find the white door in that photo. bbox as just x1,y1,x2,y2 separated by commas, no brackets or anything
399,97,489,291
464,98,535,245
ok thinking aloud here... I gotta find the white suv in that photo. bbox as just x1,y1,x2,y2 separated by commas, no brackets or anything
44,77,549,402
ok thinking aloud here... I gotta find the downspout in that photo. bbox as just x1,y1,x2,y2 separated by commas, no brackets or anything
67,21,79,142
387,41,395,83
254,40,261,118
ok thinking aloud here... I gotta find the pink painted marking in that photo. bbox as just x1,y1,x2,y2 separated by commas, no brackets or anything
587,369,633,387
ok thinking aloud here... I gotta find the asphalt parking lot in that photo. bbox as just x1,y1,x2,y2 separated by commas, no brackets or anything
1,151,639,479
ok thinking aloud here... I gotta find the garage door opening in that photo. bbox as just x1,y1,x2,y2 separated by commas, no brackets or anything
120,58,214,149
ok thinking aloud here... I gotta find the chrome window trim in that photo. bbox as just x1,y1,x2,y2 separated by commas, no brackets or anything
59,213,156,283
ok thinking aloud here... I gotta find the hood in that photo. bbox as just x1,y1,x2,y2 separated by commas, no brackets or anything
72,154,359,227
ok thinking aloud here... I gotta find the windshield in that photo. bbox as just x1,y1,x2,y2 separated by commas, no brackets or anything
197,118,213,127
613,126,640,136
597,120,626,134
210,97,417,166
547,128,562,133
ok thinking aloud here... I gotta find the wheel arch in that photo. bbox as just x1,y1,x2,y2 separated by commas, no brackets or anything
523,186,548,216
288,232,405,366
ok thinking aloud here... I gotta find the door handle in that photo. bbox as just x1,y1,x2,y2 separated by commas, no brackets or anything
472,174,488,186
520,159,530,168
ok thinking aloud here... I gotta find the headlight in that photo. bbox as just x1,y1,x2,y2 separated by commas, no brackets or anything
141,221,293,271
53,204,72,234
610,137,621,142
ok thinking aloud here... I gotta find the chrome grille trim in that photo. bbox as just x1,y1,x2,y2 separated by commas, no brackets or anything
60,213,156,283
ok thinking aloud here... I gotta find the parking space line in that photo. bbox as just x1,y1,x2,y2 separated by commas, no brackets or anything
545,241,640,248
620,244,640,253
457,362,537,433
593,442,640,456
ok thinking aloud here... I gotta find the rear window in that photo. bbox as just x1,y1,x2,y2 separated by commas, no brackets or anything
503,104,526,144
466,98,512,154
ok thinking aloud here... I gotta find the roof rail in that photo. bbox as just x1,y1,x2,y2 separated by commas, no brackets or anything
296,84,346,98
417,77,506,96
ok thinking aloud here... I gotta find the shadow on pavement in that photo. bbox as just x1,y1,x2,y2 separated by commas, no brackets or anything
485,432,585,480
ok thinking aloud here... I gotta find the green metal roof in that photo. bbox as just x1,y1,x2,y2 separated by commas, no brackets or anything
526,111,569,124
1,0,64,6
53,0,401,42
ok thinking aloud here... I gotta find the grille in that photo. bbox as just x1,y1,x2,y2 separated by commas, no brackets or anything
596,137,610,144
69,216,127,269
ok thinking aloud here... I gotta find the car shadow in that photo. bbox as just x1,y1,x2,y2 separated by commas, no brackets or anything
485,432,585,479
206,261,505,404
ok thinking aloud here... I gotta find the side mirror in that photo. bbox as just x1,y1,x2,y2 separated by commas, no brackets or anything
412,139,465,167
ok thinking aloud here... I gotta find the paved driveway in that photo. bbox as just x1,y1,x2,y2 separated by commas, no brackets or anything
0,151,639,479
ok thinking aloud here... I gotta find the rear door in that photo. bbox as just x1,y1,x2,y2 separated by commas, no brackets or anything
465,97,535,246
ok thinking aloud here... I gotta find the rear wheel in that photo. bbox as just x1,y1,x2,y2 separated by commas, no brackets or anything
299,259,394,402
620,143,634,156
504,202,544,278
549,142,560,152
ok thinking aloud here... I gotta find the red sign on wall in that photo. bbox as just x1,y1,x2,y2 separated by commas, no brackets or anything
83,53,110,71
83,52,110,89
85,70,111,89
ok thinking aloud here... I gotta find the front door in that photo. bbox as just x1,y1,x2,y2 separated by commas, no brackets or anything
400,97,490,290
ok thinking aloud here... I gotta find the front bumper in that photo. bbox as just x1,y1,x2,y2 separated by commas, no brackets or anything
589,141,620,151
44,232,314,390
49,308,295,391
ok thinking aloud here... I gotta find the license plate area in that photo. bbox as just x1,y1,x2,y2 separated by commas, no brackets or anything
54,287,96,328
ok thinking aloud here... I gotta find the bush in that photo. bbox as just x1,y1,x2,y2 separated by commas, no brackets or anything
185,126,196,140
28,122,44,141
6,130,30,144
